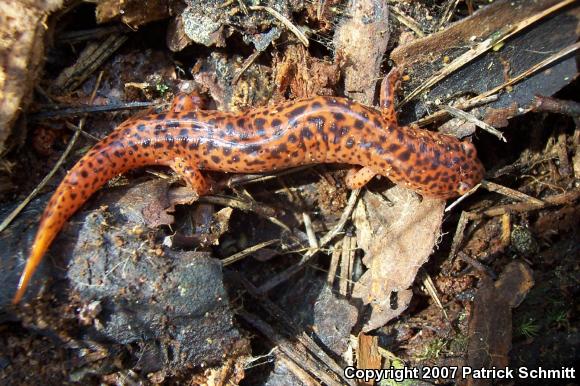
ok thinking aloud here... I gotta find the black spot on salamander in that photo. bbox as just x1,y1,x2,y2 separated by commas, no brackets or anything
137,124,147,132
181,111,197,120
286,105,308,120
179,128,189,137
113,150,125,158
301,127,313,139
141,138,151,148
272,118,282,127
189,138,199,150
388,143,400,152
236,118,246,129
165,135,175,149
154,125,167,135
211,155,221,164
419,142,427,154
345,137,355,148
398,150,411,162
406,143,416,153
225,122,235,136
109,132,119,140
128,141,139,151
332,112,345,121
255,117,266,131
373,117,381,128
242,144,262,155
271,143,288,159
153,142,164,149
166,120,180,128
311,101,322,109
157,113,167,121
223,147,232,156
354,119,365,130
288,134,298,143
80,170,89,178
291,151,299,158
397,131,404,143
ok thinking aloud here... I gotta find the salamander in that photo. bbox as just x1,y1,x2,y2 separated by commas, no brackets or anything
12,70,485,303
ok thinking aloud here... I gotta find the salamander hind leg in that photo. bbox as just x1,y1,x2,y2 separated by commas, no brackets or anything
170,158,213,196
345,167,377,189
379,68,401,125
170,92,206,113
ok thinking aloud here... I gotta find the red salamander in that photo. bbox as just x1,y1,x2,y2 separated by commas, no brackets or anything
13,71,485,303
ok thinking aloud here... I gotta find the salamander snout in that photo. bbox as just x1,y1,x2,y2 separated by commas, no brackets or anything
456,141,485,195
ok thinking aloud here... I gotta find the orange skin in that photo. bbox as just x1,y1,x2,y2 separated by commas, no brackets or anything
13,70,484,303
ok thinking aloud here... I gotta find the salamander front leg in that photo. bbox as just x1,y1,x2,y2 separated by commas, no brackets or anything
170,92,207,113
345,167,377,189
379,68,401,125
170,158,213,196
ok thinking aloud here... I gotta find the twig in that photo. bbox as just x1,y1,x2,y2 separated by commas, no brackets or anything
30,101,157,120
436,0,461,30
389,5,425,37
249,5,309,47
445,182,481,212
303,213,319,248
400,0,577,106
533,95,580,117
233,50,262,85
442,105,506,142
222,239,279,266
229,272,356,386
237,311,343,386
415,95,498,127
480,180,544,205
0,72,105,234
471,189,579,218
420,269,449,320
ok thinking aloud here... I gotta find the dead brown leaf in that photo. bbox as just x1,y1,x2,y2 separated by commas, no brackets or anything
352,187,446,331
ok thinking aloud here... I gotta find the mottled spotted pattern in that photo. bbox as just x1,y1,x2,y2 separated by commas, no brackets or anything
13,86,484,303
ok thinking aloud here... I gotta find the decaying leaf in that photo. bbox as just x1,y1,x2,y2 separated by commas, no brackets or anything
352,187,446,331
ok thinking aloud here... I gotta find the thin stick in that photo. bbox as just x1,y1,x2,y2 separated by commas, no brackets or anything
0,71,105,234
30,101,156,120
222,239,279,266
249,5,309,47
442,105,506,142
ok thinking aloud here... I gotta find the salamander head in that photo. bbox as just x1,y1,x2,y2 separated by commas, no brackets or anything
455,141,485,196
386,137,485,200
